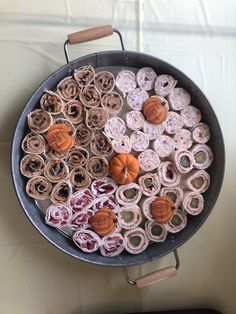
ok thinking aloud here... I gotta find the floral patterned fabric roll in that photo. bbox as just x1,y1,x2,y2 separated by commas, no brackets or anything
154,74,177,97
138,173,161,197
126,111,145,130
80,84,101,108
75,124,94,147
74,65,95,89
69,166,91,190
27,109,53,133
40,91,63,115
167,87,191,111
45,204,73,228
112,135,132,154
57,76,80,101
104,117,126,139
63,100,85,124
73,230,101,253
90,132,113,156
124,227,149,254
136,67,157,91
50,180,72,205
138,149,160,172
116,183,142,205
100,233,125,257
86,156,109,179
101,92,123,114
145,220,167,242
26,176,52,200
115,70,137,97
127,88,149,110
86,107,109,130
94,71,115,93
20,154,45,178
22,132,46,154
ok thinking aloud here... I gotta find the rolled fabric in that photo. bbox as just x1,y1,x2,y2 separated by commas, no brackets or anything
71,209,94,230
145,220,167,242
158,161,181,187
130,130,149,152
191,144,213,169
80,84,101,108
101,92,123,114
141,196,156,221
20,154,45,178
192,123,210,144
73,230,101,253
74,65,95,89
138,173,161,196
63,100,85,124
91,177,117,197
136,67,157,91
100,233,125,257
57,76,80,101
75,123,94,147
40,91,63,114
118,205,142,229
167,87,191,111
86,107,109,130
153,135,175,158
22,132,46,154
160,187,184,209
92,195,120,213
112,135,132,154
86,156,109,179
164,112,184,134
180,105,201,128
173,129,193,150
54,118,75,136
50,180,72,205
154,75,177,97
165,210,187,233
124,227,149,255
94,71,115,93
138,149,160,172
66,147,89,167
116,183,142,205
126,111,145,131
45,204,73,228
69,166,91,190
184,169,210,193
170,150,194,173
182,191,204,215
115,70,137,97
90,132,113,156
26,176,52,200
127,88,149,110
143,120,164,140
27,109,53,133
44,145,68,160
104,117,126,139
44,160,69,182
70,188,94,212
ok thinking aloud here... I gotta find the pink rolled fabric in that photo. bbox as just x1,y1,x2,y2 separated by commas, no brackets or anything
160,187,184,209
22,132,46,154
124,227,149,254
116,183,142,206
164,210,187,233
57,76,80,101
145,220,167,242
27,109,53,134
180,105,201,128
167,87,191,111
115,70,137,97
91,178,117,197
154,74,177,97
127,88,149,110
130,131,149,152
75,124,94,148
192,123,210,144
70,209,94,230
136,67,157,91
44,160,69,182
90,132,113,157
66,147,89,168
138,173,161,197
50,180,72,205
118,205,142,229
92,195,120,213
112,135,132,154
138,149,160,172
80,84,101,108
86,107,109,131
63,100,85,124
74,65,95,89
191,144,213,170
26,176,52,200
20,154,45,178
73,230,101,253
141,195,156,221
104,117,126,139
164,112,184,134
182,191,204,215
158,161,181,187
100,233,125,257
94,71,115,93
170,150,194,173
70,188,94,212
126,110,145,131
101,92,123,114
69,166,91,191
153,135,175,158
143,120,164,140
173,129,193,150
184,169,210,194
45,204,73,228
40,91,63,115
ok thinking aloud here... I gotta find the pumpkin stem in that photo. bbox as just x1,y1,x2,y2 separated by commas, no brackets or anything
123,166,128,179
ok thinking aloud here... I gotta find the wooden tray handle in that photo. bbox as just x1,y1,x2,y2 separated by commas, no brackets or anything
68,25,113,45
136,266,177,288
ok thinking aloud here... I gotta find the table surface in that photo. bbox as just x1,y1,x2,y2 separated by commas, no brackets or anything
1,1,236,313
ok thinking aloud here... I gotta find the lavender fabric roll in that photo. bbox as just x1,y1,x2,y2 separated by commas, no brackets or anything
180,105,201,128
74,65,95,89
40,91,63,115
69,166,91,191
164,210,187,233
167,87,191,111
73,230,101,253
158,161,181,187
22,132,46,154
170,150,194,173
138,173,161,197
44,160,69,182
118,205,142,229
145,220,167,242
130,131,149,152
63,100,85,124
126,110,145,131
94,71,115,93
57,76,80,101
138,149,160,172
124,227,149,254
115,70,137,97
154,74,177,97
127,88,149,110
164,112,184,134
90,132,113,157
112,135,132,154
80,84,101,108
100,233,125,257
66,147,89,168
184,169,210,194
116,183,142,205
173,129,193,150
136,67,157,91
153,135,175,157
27,109,53,134
70,188,94,212
182,191,204,215
192,123,210,144
50,180,72,205
141,195,156,221
191,144,213,169
160,187,184,209
143,120,164,140
26,176,52,200
104,117,126,139
45,204,73,228
20,154,45,178
101,92,123,114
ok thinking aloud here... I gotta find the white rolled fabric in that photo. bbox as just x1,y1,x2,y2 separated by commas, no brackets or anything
116,183,142,205
164,112,184,134
70,210,94,230
118,205,142,229
191,144,213,170
45,204,73,228
127,87,149,110
180,105,201,128
141,196,156,221
182,191,204,215
104,117,126,139
115,70,137,97
158,161,181,187
100,233,125,257
143,120,164,140
184,169,210,194
192,123,210,144
91,177,117,197
167,87,191,111
138,149,160,172
173,129,193,150
73,230,101,253
126,110,145,130
69,188,94,212
153,135,175,157
124,227,149,254
160,187,184,209
170,150,194,174
130,131,150,152
112,135,132,154
164,210,187,233
138,173,161,197
145,220,167,242
154,74,177,97
136,67,157,91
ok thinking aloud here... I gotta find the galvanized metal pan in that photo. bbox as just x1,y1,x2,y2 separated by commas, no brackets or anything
11,25,225,287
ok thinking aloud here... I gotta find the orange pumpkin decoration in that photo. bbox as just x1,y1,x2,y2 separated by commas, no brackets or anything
151,196,174,224
109,153,139,185
46,123,75,153
91,208,117,236
143,97,168,124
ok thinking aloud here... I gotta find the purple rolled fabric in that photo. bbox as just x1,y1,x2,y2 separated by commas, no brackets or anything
136,67,157,91
127,88,149,110
192,123,210,144
154,74,177,97
167,87,191,111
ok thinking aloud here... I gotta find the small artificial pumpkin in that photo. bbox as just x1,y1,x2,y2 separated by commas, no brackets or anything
109,153,139,185
90,208,117,236
46,123,75,153
143,97,168,124
151,196,174,224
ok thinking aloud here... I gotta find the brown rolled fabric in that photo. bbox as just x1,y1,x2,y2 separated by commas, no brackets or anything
101,92,123,114
40,91,63,115
66,147,89,167
164,210,187,233
80,84,101,108
173,129,193,150
53,118,75,136
184,169,210,194
191,144,213,170
86,107,109,130
44,145,68,160
74,65,95,89
26,176,52,200
90,132,113,156
75,123,94,147
50,180,72,205
86,156,109,179
167,87,191,111
160,187,184,209
138,173,161,197
124,227,149,255
154,74,177,97
57,76,80,101
20,154,45,178
180,105,201,128
94,71,115,93
192,123,210,144
158,161,181,187
22,133,45,156
63,100,85,124
170,150,194,174
69,166,91,191
182,191,204,216
145,220,167,242
27,109,53,133
44,160,69,183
